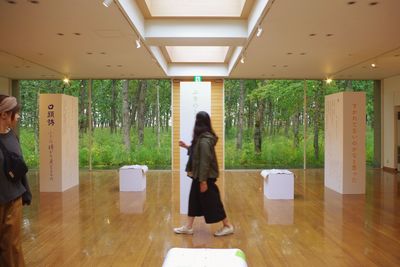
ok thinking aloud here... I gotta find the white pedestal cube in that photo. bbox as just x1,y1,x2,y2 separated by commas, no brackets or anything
119,165,148,191
162,248,248,267
261,169,294,199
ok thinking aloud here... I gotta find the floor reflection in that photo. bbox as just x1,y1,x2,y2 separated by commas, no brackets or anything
264,198,294,225
21,169,400,266
119,192,146,214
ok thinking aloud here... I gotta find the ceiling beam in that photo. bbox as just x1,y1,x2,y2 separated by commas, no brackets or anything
167,63,229,77
144,19,247,46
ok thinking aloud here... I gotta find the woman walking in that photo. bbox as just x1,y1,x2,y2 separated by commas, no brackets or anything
174,111,234,236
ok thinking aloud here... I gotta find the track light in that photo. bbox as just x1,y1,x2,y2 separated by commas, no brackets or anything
136,39,141,49
256,26,263,37
103,0,113,7
240,55,245,64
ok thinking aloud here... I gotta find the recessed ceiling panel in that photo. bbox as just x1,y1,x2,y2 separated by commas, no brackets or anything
166,46,229,63
144,0,246,17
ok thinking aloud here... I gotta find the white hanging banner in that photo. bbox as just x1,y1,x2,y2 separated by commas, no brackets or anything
180,82,211,214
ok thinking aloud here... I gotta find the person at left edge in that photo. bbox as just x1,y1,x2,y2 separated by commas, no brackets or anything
0,95,32,267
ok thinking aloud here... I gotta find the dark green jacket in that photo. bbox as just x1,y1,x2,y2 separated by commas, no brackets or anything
0,130,31,205
185,132,219,182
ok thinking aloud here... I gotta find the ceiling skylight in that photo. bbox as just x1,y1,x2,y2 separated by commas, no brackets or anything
166,46,229,63
144,0,246,17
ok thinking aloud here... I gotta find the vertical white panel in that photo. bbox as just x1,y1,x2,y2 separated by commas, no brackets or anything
324,93,344,192
39,94,62,192
61,95,79,190
39,94,78,192
342,93,366,194
179,82,211,214
325,92,365,194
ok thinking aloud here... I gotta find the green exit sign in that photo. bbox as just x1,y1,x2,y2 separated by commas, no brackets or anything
194,76,202,82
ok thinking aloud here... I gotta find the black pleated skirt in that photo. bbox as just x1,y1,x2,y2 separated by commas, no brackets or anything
188,178,227,224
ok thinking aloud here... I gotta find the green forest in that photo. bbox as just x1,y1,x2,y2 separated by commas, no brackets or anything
18,79,375,170
224,80,375,169
20,79,172,169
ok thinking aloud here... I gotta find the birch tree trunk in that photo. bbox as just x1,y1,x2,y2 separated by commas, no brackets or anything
293,112,300,148
236,80,245,149
156,81,161,148
267,98,274,136
110,79,117,134
79,80,86,134
254,99,266,154
137,80,147,145
313,81,325,159
122,80,131,151
345,80,353,91
247,100,254,128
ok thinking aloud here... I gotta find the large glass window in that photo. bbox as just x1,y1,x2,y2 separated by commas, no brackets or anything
225,79,375,169
225,80,304,169
19,79,171,170
90,80,171,169
20,80,83,168
19,79,373,170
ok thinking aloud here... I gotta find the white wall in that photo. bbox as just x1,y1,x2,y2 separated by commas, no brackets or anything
382,75,400,169
0,77,10,95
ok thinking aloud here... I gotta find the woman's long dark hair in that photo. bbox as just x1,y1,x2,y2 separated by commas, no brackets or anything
191,111,218,145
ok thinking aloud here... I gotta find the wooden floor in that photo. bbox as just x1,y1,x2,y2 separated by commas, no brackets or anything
21,169,400,266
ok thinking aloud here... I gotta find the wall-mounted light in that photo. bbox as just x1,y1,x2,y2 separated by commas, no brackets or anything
256,26,263,37
136,39,141,49
103,0,113,7
63,77,70,84
326,78,333,84
240,55,245,64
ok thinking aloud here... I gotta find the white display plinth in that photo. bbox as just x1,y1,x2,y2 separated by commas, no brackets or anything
325,92,366,194
119,165,148,191
162,248,248,267
261,169,294,199
39,94,78,192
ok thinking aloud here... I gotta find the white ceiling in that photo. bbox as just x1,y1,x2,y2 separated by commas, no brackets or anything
0,0,399,80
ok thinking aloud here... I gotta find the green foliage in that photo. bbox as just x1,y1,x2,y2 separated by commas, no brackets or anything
225,128,304,169
90,127,171,169
225,127,374,169
20,128,38,167
21,127,171,169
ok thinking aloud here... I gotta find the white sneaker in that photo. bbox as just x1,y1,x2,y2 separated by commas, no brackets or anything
214,225,234,236
173,225,194,235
